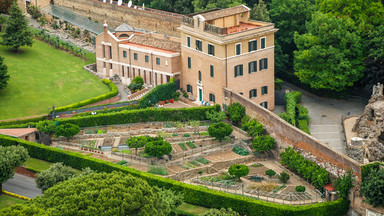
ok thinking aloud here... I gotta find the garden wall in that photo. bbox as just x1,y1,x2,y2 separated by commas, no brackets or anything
223,88,362,177
53,0,182,37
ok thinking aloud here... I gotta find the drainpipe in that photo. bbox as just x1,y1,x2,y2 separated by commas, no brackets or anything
225,44,228,87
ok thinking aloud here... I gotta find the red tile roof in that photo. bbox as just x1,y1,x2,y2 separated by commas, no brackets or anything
324,183,335,191
0,128,37,138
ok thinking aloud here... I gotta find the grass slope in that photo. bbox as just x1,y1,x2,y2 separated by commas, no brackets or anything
0,39,110,120
0,195,26,209
23,157,53,172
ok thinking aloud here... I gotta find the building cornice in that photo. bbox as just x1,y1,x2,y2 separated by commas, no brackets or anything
119,44,180,58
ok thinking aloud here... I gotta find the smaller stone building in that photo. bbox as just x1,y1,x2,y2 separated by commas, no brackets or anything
0,128,38,142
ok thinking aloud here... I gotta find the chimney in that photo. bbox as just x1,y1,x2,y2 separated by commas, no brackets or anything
104,21,108,34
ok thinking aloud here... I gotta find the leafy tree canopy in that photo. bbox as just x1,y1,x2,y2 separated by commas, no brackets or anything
334,170,353,199
1,171,174,215
208,122,233,142
35,163,76,192
228,164,249,180
294,12,365,91
192,0,243,12
55,123,80,140
251,0,270,22
145,140,172,158
126,136,148,155
0,55,9,90
361,168,384,207
227,102,246,123
0,146,29,192
1,3,34,51
36,120,57,135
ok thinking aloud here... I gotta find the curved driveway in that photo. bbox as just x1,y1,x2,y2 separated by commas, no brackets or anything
3,173,42,198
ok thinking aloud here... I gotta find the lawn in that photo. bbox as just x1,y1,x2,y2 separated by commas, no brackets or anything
0,194,26,209
0,39,110,120
177,203,209,215
23,157,82,175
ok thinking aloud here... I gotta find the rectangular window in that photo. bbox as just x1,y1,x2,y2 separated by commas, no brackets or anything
109,46,112,59
259,58,268,70
187,84,193,93
198,71,201,82
261,37,266,49
209,93,215,103
123,51,127,58
248,40,257,52
156,58,160,65
208,44,215,56
234,65,243,77
145,55,149,62
196,40,202,51
187,36,191,47
235,43,241,55
110,63,113,70
134,53,138,60
260,101,268,109
261,86,268,95
210,65,214,77
188,57,191,69
103,45,106,58
248,61,257,73
122,66,125,77
249,89,257,98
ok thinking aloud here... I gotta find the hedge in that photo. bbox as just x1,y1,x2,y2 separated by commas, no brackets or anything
138,80,177,108
298,120,311,134
0,135,350,216
284,93,296,126
56,105,220,128
280,147,329,189
73,104,139,117
52,79,118,113
0,115,47,127
361,162,384,180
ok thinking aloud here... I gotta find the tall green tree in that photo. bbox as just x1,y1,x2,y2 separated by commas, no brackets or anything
55,123,80,140
1,172,174,215
208,122,233,142
251,0,270,22
228,164,249,180
145,140,172,158
269,0,316,75
126,136,148,155
1,3,34,51
192,0,243,12
36,120,57,135
35,163,76,192
361,168,384,207
294,12,365,91
0,55,9,90
0,146,29,193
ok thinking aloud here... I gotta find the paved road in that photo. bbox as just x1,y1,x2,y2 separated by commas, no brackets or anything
3,174,43,198
275,82,366,154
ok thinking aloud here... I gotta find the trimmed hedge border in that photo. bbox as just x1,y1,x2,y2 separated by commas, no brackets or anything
2,190,31,201
138,81,177,108
0,135,349,216
0,116,47,127
51,79,118,113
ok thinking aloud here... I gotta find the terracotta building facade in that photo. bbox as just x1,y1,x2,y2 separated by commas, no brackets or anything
96,5,277,110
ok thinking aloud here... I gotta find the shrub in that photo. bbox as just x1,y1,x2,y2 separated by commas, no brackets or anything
55,123,80,140
253,135,276,153
186,141,197,149
202,208,240,216
26,5,42,19
0,135,350,216
283,92,296,126
280,147,329,189
279,172,290,184
291,91,302,104
241,118,264,137
295,185,306,192
298,120,311,134
132,76,144,85
208,122,233,142
197,157,210,165
278,112,293,125
206,110,226,123
227,103,246,124
334,170,353,199
148,165,169,175
233,146,249,156
361,168,384,207
35,162,76,191
139,80,176,108
228,164,250,180
178,143,187,151
183,133,191,137
145,140,172,158
52,79,118,113
36,120,56,135
296,105,310,123
0,116,47,127
128,82,142,92
265,169,276,178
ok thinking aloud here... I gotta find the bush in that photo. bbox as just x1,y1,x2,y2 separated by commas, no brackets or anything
183,133,191,137
291,91,302,104
208,122,233,142
227,103,246,124
280,147,329,189
361,168,384,207
0,135,350,216
206,110,226,123
265,169,276,178
132,76,144,85
55,123,80,140
298,120,311,134
36,120,56,135
128,82,142,92
26,5,42,19
296,105,309,123
278,112,293,125
283,92,296,126
52,79,118,113
35,162,76,191
334,170,353,200
233,146,249,156
295,185,306,192
279,172,290,184
228,164,250,180
139,80,176,108
0,116,47,127
145,140,172,158
241,118,264,137
148,165,169,175
253,135,276,153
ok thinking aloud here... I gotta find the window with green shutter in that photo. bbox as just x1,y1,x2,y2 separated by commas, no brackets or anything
261,86,268,95
248,40,257,52
249,61,257,73
234,65,243,77
210,65,214,77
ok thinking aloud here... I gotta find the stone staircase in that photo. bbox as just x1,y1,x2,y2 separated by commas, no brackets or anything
127,88,149,101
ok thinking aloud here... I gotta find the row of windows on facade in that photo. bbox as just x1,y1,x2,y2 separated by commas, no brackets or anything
122,51,162,65
187,57,268,79
187,36,266,56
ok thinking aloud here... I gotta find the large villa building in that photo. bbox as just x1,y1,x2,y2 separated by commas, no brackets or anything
95,5,277,110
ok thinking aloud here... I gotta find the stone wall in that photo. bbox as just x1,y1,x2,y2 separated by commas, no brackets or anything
223,87,362,177
53,0,182,37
